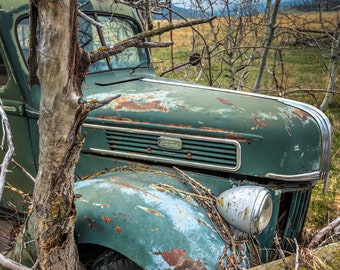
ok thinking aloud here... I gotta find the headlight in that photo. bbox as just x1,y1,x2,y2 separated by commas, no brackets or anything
216,186,273,235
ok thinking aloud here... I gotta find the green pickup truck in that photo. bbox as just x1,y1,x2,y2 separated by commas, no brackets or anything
0,0,332,269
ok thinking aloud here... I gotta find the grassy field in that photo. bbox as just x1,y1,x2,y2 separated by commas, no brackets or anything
150,14,340,235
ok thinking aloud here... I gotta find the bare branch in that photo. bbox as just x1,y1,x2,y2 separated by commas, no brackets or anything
274,233,289,269
90,17,215,63
11,158,36,183
0,253,31,270
82,94,122,111
308,217,340,249
0,99,29,270
0,100,15,200
90,40,173,63
77,9,103,28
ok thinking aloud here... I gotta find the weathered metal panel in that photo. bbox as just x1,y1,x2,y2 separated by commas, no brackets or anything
74,170,226,269
82,71,328,180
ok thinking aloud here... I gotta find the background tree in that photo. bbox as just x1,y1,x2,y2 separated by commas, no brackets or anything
155,0,265,90
252,0,281,93
154,0,339,109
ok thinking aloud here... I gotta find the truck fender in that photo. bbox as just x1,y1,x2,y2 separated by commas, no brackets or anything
74,170,226,269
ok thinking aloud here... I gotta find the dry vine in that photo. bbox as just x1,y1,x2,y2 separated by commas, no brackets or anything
171,167,245,269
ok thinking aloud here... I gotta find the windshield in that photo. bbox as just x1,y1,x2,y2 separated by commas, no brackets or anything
17,13,149,73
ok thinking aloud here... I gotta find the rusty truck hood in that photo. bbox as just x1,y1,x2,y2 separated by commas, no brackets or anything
84,71,317,139
81,70,330,180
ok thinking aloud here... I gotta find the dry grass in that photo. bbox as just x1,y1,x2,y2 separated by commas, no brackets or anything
152,12,339,95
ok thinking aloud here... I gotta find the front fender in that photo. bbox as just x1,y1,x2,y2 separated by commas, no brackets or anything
74,169,225,269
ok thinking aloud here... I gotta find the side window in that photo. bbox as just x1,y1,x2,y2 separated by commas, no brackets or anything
17,17,30,61
0,52,8,87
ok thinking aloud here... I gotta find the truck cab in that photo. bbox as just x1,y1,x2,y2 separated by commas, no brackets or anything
0,0,332,269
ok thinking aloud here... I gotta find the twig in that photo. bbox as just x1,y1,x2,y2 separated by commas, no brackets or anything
294,238,299,270
77,9,103,28
319,232,340,247
299,246,331,270
308,217,340,249
11,158,36,183
155,183,215,201
83,94,121,111
173,167,213,196
173,167,241,269
274,233,289,269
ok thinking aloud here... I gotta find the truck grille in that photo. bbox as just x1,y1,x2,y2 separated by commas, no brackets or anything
96,126,241,172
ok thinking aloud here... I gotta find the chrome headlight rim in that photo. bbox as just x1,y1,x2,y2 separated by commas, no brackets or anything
216,186,273,235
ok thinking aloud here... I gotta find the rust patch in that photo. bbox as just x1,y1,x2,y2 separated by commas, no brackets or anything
285,124,292,136
97,116,196,131
165,123,193,129
196,219,210,227
176,103,187,109
137,205,164,217
226,132,246,141
186,151,193,159
154,249,186,266
217,97,234,106
175,257,207,270
82,216,95,231
200,126,227,133
153,249,207,269
112,212,132,221
243,207,249,220
98,115,143,123
216,98,245,112
113,180,160,199
115,97,168,112
101,216,113,224
251,114,268,130
114,225,123,234
217,197,224,208
292,108,310,123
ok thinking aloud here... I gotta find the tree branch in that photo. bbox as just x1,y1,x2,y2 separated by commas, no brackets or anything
81,94,122,111
90,17,215,63
0,100,14,200
308,217,340,249
0,254,31,270
77,9,103,28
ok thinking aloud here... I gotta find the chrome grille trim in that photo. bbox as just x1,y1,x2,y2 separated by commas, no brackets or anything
83,123,241,172
265,171,320,182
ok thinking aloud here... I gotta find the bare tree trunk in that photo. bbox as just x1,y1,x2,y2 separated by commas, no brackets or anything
252,0,281,93
27,1,213,268
319,23,340,111
31,0,89,269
